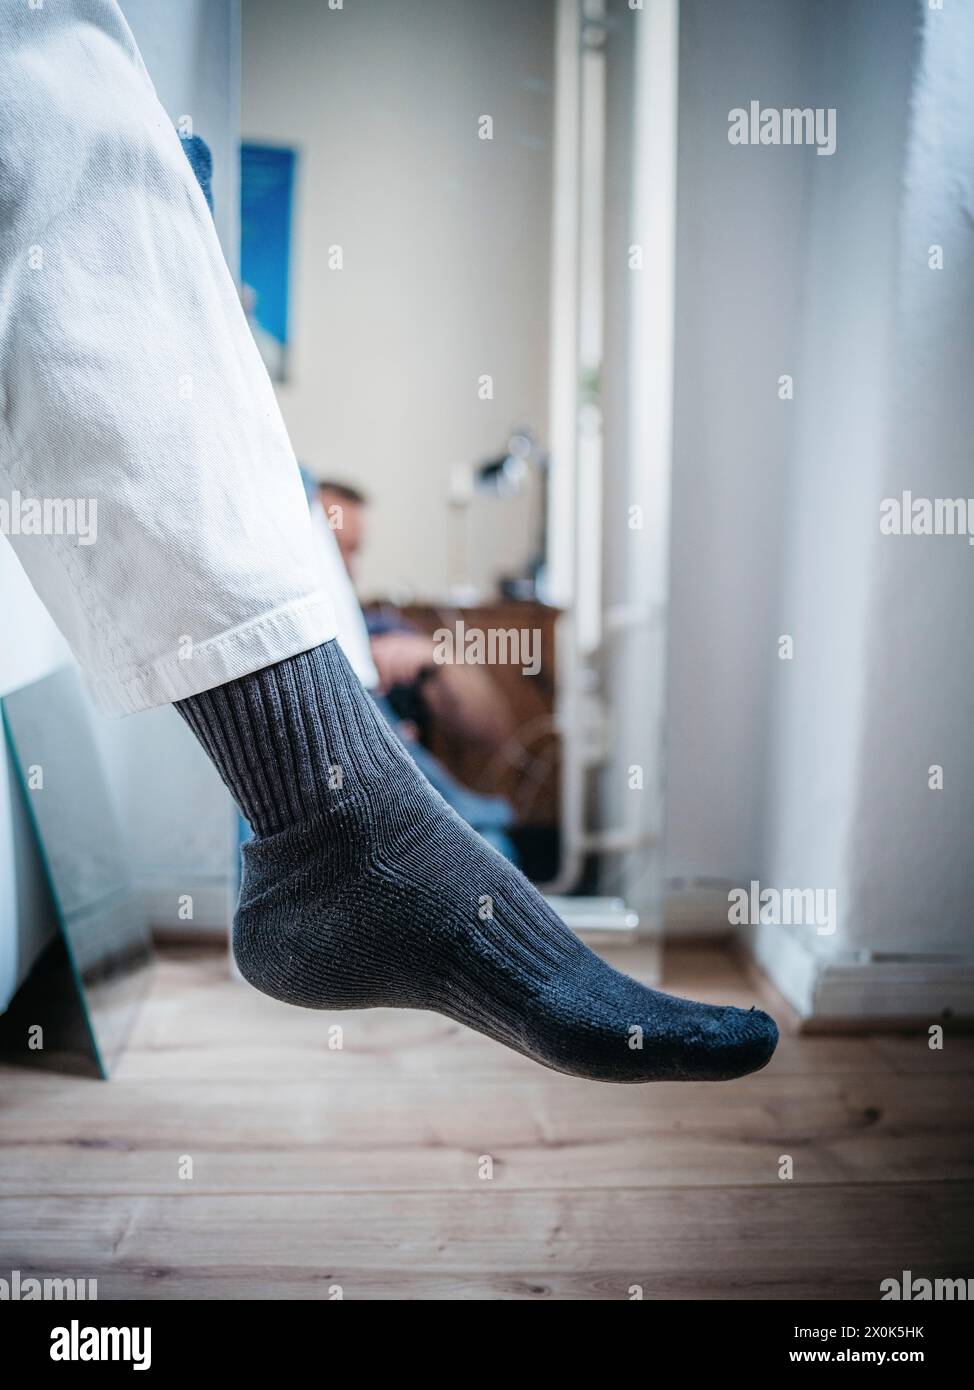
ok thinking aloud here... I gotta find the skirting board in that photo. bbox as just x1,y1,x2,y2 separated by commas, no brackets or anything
745,919,974,1029
664,884,736,939
665,884,974,1027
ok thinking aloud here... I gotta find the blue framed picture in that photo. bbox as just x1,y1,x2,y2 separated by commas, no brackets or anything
240,143,297,381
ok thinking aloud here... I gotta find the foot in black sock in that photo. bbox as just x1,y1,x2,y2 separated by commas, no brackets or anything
177,641,778,1083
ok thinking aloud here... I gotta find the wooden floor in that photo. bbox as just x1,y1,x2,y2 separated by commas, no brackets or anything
1,941,972,1300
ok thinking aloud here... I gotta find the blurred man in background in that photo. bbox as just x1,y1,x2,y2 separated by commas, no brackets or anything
311,478,518,860
318,480,515,757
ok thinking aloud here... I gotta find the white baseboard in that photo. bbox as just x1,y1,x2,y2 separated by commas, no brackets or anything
664,883,974,1024
663,883,736,939
748,920,974,1025
808,955,974,1026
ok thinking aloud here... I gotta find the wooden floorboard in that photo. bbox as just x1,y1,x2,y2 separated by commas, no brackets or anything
1,941,971,1299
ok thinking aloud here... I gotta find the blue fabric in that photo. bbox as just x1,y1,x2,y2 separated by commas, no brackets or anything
180,133,213,212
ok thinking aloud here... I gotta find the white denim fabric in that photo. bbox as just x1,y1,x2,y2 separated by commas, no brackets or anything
0,0,338,715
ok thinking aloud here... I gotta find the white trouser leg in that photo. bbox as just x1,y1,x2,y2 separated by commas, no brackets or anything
0,0,336,715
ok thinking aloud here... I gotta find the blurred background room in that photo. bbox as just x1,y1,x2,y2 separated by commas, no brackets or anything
1,0,972,1301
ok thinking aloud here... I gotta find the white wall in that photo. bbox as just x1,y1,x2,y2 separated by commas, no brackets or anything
759,0,916,949
668,0,973,1016
666,0,813,886
845,0,974,956
241,0,554,602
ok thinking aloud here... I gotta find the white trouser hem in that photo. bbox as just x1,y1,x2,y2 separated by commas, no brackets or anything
86,593,339,717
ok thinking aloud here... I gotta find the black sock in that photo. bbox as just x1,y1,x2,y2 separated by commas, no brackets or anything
176,640,778,1082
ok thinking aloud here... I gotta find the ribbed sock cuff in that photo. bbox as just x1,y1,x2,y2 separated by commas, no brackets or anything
176,639,411,836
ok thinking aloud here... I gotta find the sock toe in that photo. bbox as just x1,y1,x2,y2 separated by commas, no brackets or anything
710,1005,779,1080
619,992,778,1083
